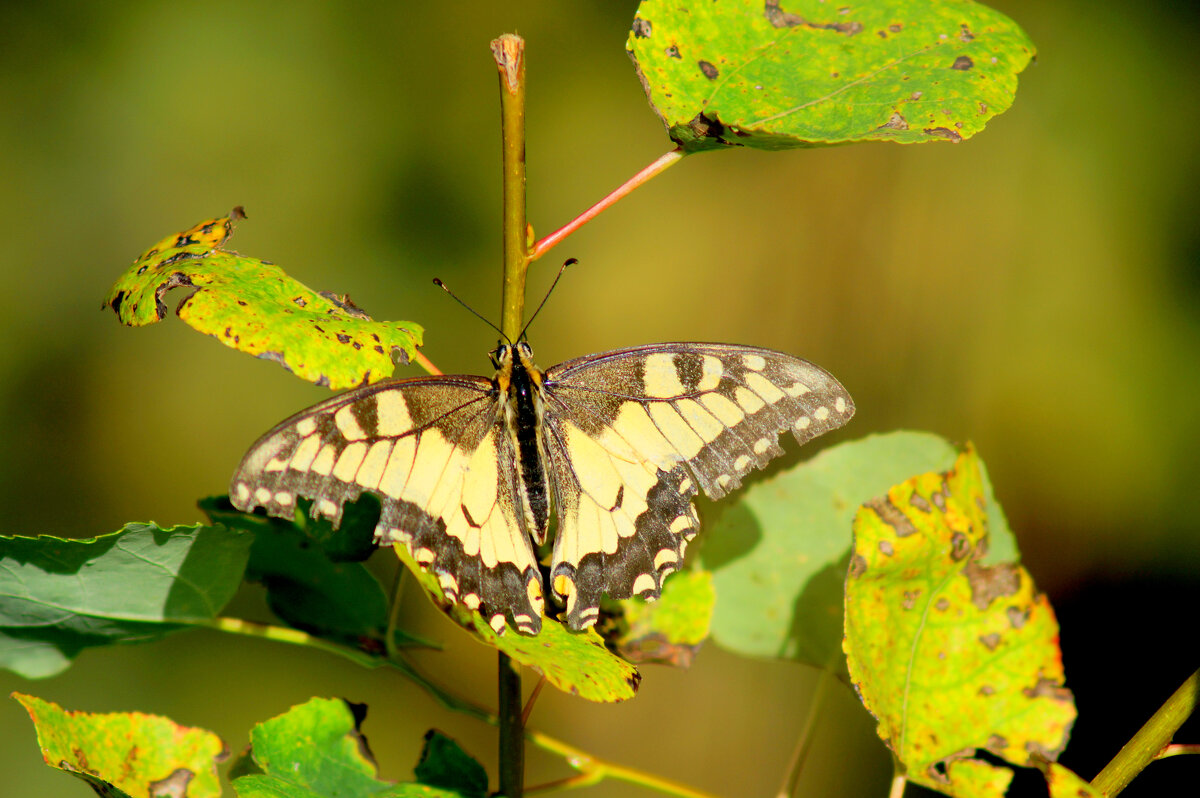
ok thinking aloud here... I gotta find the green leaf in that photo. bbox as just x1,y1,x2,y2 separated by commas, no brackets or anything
413,730,488,798
628,0,1035,151
106,209,424,390
14,692,226,798
0,523,252,677
843,447,1076,797
392,543,640,703
705,431,1010,667
609,569,715,668
200,496,389,645
233,698,466,798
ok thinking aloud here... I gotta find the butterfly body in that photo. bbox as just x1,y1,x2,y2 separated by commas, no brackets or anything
232,341,853,635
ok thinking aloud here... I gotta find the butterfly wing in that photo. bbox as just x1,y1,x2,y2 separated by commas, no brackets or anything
230,376,546,635
541,343,854,630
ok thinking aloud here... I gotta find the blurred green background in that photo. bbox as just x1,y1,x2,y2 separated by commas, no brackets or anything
1,1,1197,795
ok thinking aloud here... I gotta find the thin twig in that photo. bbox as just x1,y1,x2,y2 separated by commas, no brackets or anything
522,674,547,726
776,661,837,797
412,349,442,375
529,148,685,261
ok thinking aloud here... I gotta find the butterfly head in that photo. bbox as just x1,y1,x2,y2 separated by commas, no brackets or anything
490,341,543,393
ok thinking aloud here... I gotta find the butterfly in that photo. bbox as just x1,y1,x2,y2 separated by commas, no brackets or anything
231,339,853,635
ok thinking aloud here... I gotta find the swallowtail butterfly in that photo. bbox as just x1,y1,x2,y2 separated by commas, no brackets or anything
231,340,853,634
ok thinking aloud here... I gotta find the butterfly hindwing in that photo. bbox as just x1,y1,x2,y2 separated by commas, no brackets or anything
540,343,854,629
230,376,546,635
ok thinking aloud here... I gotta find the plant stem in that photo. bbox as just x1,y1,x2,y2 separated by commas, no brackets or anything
527,730,723,798
1092,667,1199,796
529,147,686,262
492,31,529,797
203,616,716,796
199,617,491,723
494,33,530,343
776,662,837,797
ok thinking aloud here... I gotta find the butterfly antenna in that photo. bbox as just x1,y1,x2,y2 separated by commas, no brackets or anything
519,257,577,342
432,278,510,344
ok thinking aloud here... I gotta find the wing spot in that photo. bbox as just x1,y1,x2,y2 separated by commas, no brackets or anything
742,353,766,371
734,386,765,413
698,355,723,390
438,571,460,600
632,572,657,596
254,486,272,504
374,390,412,436
463,593,481,610
381,527,411,545
527,578,545,615
296,417,318,437
415,546,436,564
733,454,752,472
489,614,507,634
643,352,687,398
785,381,811,397
753,437,772,454
316,498,339,518
554,573,577,616
835,396,848,413
274,491,294,505
335,404,368,440
745,370,786,404
264,457,288,472
814,406,831,421
669,515,692,535
235,482,250,504
655,548,680,569
678,476,694,494
716,473,734,491
796,416,812,430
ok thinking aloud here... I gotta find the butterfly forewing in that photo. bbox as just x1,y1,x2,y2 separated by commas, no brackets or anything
540,343,854,629
230,375,546,635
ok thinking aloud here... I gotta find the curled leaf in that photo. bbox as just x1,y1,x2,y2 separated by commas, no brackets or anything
106,209,424,390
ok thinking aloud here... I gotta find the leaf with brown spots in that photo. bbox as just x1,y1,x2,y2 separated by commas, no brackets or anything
105,209,424,390
704,430,1019,669
843,446,1075,797
627,0,1035,151
13,693,226,798
392,543,640,703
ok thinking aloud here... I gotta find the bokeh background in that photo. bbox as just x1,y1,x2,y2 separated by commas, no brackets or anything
1,1,1197,795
